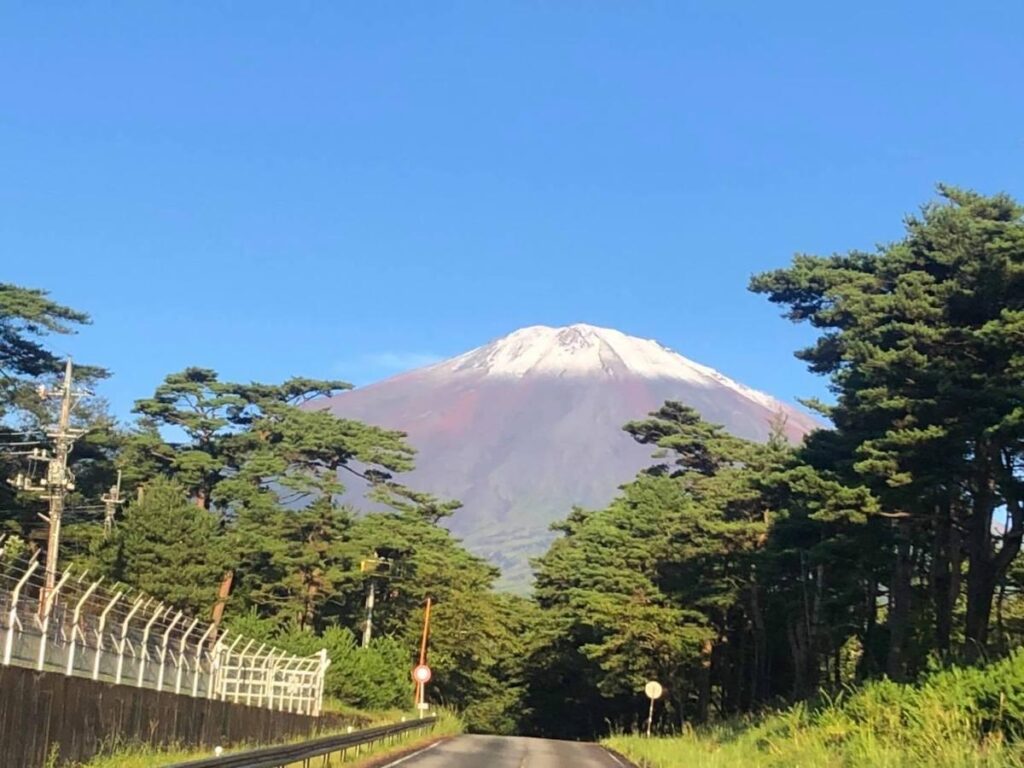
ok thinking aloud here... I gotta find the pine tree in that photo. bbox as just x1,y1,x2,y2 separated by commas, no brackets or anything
0,283,107,535
751,185,1024,655
104,477,227,615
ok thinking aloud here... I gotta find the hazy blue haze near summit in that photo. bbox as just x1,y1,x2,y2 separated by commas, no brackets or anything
2,3,1022,418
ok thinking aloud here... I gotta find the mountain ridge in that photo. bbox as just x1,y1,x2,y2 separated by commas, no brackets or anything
319,324,818,588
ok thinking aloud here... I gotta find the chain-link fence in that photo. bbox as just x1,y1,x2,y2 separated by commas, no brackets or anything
0,542,328,716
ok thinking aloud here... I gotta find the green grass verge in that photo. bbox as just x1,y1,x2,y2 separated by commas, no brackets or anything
606,650,1024,768
78,710,463,768
320,698,412,725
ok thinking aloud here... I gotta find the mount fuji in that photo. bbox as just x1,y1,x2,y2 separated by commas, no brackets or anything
316,324,819,588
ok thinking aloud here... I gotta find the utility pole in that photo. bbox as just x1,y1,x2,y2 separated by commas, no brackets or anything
360,552,392,647
416,596,432,709
6,359,89,598
362,578,376,648
41,359,83,596
418,596,432,668
102,470,123,537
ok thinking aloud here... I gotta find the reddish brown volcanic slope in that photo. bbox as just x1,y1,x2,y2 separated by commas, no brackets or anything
317,324,819,588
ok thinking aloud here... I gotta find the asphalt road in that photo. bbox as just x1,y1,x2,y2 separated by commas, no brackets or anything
381,735,629,767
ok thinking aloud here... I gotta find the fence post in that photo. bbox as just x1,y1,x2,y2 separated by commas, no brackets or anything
234,638,255,704
175,616,200,694
65,576,102,676
314,648,330,716
156,610,183,692
3,559,39,666
35,568,72,671
137,603,166,687
192,623,215,698
263,648,275,710
247,642,266,707
283,656,305,713
92,589,123,681
217,635,243,701
270,651,290,708
208,632,231,700
115,596,149,685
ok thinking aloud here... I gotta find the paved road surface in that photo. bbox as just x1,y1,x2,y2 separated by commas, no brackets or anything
383,735,628,767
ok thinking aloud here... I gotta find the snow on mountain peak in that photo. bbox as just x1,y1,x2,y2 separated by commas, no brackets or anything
441,323,784,411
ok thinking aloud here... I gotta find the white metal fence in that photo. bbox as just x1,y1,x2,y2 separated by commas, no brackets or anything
0,542,329,716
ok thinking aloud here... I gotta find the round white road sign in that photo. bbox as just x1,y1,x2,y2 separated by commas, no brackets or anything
644,681,664,700
413,664,432,684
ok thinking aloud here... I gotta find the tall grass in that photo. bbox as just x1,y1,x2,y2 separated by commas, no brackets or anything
606,649,1024,767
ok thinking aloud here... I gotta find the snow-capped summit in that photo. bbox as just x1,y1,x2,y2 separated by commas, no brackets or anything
443,323,784,412
317,324,819,589
445,323,699,379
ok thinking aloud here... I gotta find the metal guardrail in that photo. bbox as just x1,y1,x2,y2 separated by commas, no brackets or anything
167,717,439,768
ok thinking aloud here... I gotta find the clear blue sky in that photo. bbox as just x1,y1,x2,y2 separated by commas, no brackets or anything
3,2,1022,419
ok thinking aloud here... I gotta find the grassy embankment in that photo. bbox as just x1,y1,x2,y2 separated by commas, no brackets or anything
606,649,1024,768
77,709,462,768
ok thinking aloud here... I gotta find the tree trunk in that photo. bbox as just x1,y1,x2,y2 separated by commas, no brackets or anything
303,575,320,631
717,632,739,716
810,562,824,691
794,551,820,695
210,569,234,633
736,621,749,712
787,620,809,699
964,464,998,656
994,577,1008,655
696,637,713,722
930,497,961,654
965,558,995,656
859,576,879,679
964,459,1022,658
748,512,771,705
749,583,769,705
886,531,912,681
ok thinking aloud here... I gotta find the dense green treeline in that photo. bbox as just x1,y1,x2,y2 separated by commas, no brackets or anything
521,186,1024,739
0,292,530,732
2,185,1023,745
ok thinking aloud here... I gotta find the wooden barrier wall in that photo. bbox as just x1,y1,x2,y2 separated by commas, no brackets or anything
0,665,340,767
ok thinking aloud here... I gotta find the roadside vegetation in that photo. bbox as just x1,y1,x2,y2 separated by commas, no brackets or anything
607,651,1024,767
522,187,1024,745
0,283,533,735
78,710,463,768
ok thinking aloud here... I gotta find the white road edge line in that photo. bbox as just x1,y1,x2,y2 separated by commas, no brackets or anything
380,739,444,767
604,748,626,766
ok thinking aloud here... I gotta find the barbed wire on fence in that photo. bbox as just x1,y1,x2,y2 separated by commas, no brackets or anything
0,542,329,716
